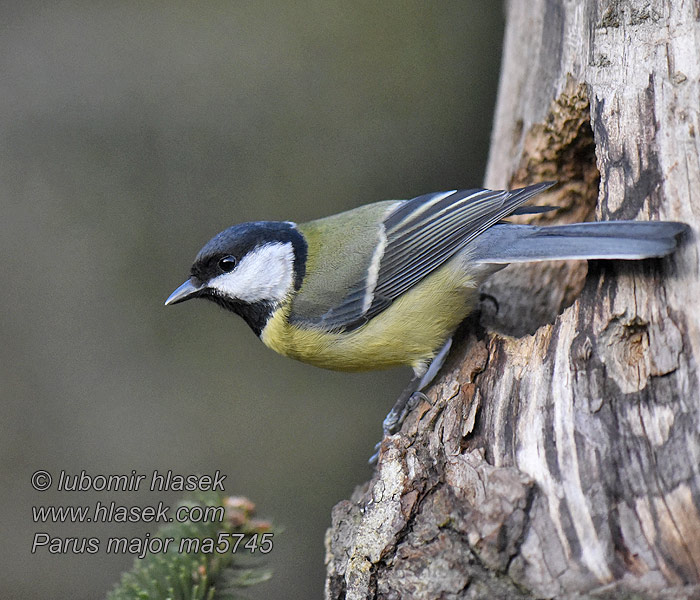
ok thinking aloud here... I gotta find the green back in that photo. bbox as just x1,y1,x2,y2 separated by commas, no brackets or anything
292,201,397,323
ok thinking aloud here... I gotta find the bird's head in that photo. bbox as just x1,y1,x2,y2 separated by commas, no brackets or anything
165,221,306,335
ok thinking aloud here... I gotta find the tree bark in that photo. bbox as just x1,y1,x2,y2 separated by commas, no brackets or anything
325,2,700,599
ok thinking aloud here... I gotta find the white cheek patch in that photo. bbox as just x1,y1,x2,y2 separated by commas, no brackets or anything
208,242,295,304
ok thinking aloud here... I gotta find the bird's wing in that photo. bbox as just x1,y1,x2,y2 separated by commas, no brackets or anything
294,182,555,332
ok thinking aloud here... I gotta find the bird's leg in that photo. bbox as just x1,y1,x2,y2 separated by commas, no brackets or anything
416,337,452,392
370,338,453,464
381,373,423,438
382,337,454,436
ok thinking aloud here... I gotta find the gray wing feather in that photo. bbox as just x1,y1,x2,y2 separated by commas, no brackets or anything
471,221,688,263
313,181,555,331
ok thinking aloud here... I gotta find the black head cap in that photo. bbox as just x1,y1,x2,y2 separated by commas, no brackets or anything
190,221,307,288
166,221,307,336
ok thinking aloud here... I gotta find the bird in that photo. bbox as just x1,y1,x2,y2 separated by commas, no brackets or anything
165,182,688,446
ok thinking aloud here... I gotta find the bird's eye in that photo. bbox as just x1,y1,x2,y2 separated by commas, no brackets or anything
218,256,237,272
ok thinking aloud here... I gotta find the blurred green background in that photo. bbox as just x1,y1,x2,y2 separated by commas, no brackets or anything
1,2,503,598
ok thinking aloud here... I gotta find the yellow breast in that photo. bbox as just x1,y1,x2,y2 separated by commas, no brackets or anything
259,256,479,373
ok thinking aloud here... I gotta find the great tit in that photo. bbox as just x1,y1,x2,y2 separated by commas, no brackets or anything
166,182,687,440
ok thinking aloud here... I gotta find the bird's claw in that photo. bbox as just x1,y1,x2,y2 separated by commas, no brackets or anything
369,391,430,464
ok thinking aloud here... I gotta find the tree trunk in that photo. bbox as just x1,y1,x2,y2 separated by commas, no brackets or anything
324,2,700,599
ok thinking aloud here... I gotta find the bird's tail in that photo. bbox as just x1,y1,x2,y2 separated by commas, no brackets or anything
471,221,689,264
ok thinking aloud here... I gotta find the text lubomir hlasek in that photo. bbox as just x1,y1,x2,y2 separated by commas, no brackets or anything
55,470,226,492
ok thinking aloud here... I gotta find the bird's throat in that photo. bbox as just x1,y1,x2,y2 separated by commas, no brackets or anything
205,294,274,337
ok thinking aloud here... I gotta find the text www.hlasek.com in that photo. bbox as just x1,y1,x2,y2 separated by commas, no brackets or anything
33,500,220,524
30,469,273,558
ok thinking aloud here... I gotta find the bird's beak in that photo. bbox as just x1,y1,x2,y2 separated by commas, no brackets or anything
165,278,206,306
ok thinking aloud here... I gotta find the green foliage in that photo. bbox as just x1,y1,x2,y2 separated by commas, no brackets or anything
107,494,272,600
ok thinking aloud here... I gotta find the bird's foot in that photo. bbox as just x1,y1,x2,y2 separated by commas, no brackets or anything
368,338,453,465
368,390,429,465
